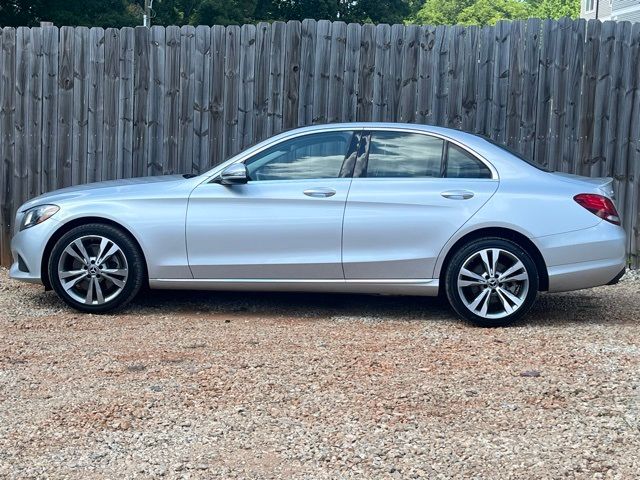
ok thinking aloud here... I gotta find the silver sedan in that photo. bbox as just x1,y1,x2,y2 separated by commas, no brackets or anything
9,123,627,326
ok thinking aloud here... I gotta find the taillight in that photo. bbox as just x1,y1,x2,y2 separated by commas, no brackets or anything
574,194,621,225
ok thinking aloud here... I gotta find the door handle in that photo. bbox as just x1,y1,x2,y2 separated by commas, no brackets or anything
441,190,474,200
304,188,336,198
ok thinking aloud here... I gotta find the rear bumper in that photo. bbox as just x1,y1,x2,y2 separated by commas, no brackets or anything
536,221,627,293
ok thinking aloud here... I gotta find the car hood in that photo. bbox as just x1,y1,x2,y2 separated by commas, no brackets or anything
21,175,190,210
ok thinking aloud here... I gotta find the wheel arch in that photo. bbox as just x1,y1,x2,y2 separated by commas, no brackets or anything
41,217,148,290
436,227,549,292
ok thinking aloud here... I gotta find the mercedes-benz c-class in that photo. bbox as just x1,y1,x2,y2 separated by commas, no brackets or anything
10,123,626,326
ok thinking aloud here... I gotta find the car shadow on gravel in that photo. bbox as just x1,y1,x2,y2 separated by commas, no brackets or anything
120,286,639,327
132,289,454,322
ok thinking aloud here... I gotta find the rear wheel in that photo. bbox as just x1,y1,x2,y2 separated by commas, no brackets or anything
48,224,145,313
445,237,539,327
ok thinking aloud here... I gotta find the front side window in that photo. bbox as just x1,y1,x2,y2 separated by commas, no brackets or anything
445,143,492,179
365,131,444,178
245,131,352,181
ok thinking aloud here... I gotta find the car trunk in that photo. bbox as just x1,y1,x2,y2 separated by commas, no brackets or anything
549,172,615,198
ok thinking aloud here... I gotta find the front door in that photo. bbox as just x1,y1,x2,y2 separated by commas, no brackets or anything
186,130,359,279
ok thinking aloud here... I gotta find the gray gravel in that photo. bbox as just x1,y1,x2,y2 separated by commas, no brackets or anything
1,268,639,479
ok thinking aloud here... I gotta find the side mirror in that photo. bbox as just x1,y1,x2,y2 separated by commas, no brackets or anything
218,163,248,185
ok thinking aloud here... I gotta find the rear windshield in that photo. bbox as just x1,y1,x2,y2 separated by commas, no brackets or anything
482,137,551,172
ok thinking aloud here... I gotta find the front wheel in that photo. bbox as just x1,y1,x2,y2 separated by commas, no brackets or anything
48,224,145,313
445,238,539,327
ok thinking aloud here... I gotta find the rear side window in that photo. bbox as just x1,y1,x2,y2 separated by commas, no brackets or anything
365,131,444,178
445,144,492,179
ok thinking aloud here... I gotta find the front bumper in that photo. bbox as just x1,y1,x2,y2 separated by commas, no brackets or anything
536,221,627,293
9,216,62,285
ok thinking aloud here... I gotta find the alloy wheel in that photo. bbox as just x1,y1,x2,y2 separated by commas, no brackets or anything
456,248,530,320
57,235,129,305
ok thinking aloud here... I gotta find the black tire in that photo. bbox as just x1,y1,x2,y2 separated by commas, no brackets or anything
445,237,539,327
48,223,145,313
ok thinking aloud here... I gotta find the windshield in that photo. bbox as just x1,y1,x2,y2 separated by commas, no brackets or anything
482,137,551,172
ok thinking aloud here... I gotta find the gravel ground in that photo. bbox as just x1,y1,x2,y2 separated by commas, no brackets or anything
1,268,639,479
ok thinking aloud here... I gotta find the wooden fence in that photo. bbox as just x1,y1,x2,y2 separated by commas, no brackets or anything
1,18,640,267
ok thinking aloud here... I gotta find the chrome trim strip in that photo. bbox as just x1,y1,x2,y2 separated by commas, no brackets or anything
202,123,499,182
148,277,440,296
150,278,437,284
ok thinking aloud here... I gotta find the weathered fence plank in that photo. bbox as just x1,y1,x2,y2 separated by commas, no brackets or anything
72,27,89,185
399,24,419,124
417,25,436,125
342,22,361,123
577,20,600,176
506,20,523,150
357,23,376,121
42,26,59,189
447,25,465,129
298,19,316,126
461,25,478,132
223,25,240,159
209,25,225,166
520,18,540,161
132,26,149,178
164,25,180,174
534,20,555,168
372,23,390,122
254,22,271,141
14,28,31,212
387,23,404,121
1,20,640,266
27,27,43,199
312,20,331,124
118,27,134,178
283,20,301,129
58,26,74,187
490,21,511,144
563,19,585,174
612,22,634,240
267,21,286,136
103,28,119,181
146,26,165,175
626,23,640,265
1,28,16,265
475,25,494,136
328,21,347,123
178,25,195,174
193,25,211,173
238,24,256,150
590,21,616,177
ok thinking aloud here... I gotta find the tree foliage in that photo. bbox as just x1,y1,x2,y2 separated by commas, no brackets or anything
413,0,578,26
0,0,581,27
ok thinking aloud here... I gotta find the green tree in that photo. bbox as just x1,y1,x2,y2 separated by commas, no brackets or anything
457,0,531,25
190,0,257,25
410,0,579,25
1,0,43,27
413,0,474,25
1,0,141,27
531,0,579,19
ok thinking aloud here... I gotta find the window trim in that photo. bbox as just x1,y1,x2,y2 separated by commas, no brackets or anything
354,128,498,180
585,0,596,13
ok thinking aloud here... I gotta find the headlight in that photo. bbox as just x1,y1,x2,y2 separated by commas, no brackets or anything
19,205,59,231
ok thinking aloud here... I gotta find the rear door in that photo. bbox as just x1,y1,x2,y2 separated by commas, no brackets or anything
187,129,360,279
342,129,499,280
